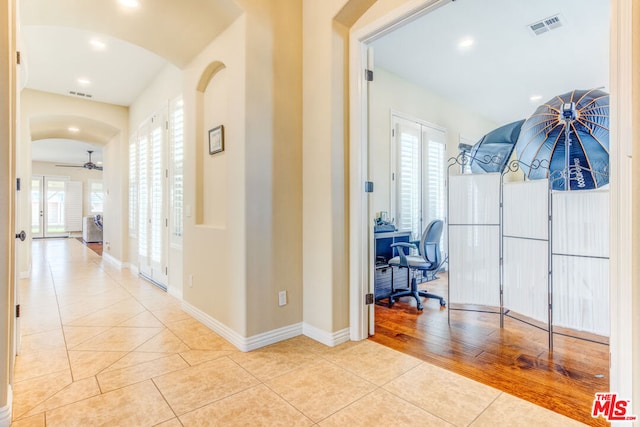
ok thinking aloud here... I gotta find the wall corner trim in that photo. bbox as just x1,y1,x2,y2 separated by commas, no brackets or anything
302,323,350,347
181,301,302,352
0,386,12,427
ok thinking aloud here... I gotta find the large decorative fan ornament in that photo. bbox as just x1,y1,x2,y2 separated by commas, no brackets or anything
515,88,609,190
55,150,103,171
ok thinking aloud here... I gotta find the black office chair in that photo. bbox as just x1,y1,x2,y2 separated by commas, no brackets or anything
388,219,446,310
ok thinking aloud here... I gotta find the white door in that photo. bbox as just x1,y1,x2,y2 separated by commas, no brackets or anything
137,111,169,289
31,176,76,238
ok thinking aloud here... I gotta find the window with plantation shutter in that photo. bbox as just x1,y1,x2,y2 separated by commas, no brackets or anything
391,115,447,244
138,133,149,260
129,138,137,236
170,97,184,247
150,125,163,265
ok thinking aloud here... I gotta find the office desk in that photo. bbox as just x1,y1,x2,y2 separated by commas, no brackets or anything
374,231,411,304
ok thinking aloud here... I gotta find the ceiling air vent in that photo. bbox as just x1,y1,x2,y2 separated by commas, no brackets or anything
68,90,93,99
528,14,564,36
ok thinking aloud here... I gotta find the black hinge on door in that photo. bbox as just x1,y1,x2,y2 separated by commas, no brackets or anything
16,178,20,191
16,304,20,318
16,51,20,65
365,293,374,305
365,69,374,82
165,267,168,275
364,181,374,193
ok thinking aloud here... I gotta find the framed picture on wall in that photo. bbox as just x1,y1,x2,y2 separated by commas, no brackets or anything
208,125,224,155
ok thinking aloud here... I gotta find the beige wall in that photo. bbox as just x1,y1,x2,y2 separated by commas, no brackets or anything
370,67,498,218
241,0,303,336
182,16,248,335
181,0,304,338
19,90,128,271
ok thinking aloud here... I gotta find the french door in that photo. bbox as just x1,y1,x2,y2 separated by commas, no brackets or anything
137,110,169,288
390,115,446,242
31,176,73,238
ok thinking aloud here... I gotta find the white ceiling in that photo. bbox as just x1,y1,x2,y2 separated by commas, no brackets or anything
371,0,610,125
21,25,168,106
23,0,609,164
20,0,241,165
32,139,103,165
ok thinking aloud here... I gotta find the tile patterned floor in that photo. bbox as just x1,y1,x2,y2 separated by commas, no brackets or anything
12,239,586,426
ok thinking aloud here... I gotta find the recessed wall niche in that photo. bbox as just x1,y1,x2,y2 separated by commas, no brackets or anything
195,61,227,226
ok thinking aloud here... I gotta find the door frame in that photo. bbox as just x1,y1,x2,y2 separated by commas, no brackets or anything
347,0,635,405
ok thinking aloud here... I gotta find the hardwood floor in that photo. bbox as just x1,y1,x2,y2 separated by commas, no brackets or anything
370,275,609,426
75,237,103,256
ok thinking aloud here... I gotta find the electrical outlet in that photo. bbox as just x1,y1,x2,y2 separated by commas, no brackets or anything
278,290,287,306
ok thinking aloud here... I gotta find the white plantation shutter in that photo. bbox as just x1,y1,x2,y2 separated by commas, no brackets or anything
396,121,422,239
392,115,447,243
170,97,184,245
89,180,104,214
138,133,149,259
129,138,138,236
64,181,83,232
425,130,446,225
150,125,163,264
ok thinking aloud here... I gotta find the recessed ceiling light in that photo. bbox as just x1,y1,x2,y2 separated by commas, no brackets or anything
530,95,543,102
89,39,106,50
68,127,80,133
118,0,140,8
77,78,91,86
458,37,475,49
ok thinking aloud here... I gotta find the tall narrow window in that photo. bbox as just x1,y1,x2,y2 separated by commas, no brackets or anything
89,180,104,214
138,134,149,259
129,138,137,236
170,97,184,246
391,115,447,242
150,125,163,265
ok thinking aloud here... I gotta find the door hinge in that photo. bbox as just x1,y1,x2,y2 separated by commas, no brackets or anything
165,218,168,227
16,177,20,191
392,128,395,137
364,181,374,193
16,304,20,318
365,293,374,305
365,69,374,82
165,266,168,275
16,51,20,65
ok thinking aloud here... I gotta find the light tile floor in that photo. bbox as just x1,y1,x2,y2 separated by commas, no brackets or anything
12,239,586,426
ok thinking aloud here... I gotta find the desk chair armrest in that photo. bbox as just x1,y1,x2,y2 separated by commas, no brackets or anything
390,242,417,267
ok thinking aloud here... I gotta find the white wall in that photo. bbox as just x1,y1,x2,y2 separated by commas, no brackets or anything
370,67,498,217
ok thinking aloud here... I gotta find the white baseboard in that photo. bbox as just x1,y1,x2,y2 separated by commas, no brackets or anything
127,263,139,275
102,252,123,269
0,386,12,427
167,285,183,300
181,301,302,352
303,323,351,347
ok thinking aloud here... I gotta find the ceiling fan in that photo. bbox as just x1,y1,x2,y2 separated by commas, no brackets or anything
55,150,103,171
